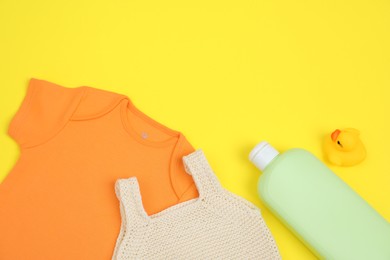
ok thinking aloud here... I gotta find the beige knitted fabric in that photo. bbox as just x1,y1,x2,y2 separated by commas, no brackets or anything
112,150,281,260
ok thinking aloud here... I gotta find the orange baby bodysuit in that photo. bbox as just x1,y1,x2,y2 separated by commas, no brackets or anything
0,78,199,260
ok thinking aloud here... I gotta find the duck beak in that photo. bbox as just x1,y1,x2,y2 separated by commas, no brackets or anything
331,129,341,142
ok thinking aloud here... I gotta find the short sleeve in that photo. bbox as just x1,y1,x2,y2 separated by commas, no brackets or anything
8,78,86,148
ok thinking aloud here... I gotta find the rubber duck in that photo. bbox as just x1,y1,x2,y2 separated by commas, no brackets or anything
323,128,366,166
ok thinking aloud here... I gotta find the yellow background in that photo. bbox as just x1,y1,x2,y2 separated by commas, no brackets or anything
1,0,389,259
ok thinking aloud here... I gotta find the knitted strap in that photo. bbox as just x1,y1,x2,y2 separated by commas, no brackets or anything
115,150,221,219
182,149,222,199
115,178,148,223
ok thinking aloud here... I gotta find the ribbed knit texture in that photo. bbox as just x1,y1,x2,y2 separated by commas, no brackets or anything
113,150,281,259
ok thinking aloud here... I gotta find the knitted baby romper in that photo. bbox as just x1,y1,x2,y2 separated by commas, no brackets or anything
113,150,281,259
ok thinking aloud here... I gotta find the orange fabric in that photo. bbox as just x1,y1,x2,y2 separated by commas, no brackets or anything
0,78,199,259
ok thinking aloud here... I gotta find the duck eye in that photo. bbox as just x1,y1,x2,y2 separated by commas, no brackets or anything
337,141,343,148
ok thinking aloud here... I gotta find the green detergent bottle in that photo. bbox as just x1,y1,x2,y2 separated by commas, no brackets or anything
249,141,390,259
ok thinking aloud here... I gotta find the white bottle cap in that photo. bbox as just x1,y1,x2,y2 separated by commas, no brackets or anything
249,141,279,171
